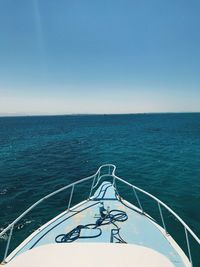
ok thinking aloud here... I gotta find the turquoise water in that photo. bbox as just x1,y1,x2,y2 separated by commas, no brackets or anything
0,114,199,264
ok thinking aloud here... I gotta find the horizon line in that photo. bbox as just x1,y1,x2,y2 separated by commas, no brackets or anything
0,111,200,118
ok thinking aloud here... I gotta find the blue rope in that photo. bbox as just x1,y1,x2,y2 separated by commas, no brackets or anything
55,209,128,243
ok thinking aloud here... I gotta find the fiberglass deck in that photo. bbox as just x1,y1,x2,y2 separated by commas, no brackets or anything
7,182,188,267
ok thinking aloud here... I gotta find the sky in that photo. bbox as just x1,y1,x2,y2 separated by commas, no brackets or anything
0,0,200,115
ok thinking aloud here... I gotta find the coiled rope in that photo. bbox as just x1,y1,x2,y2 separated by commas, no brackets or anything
55,209,128,243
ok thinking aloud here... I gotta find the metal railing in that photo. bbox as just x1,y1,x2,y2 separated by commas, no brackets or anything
113,174,200,267
0,164,115,263
0,164,199,266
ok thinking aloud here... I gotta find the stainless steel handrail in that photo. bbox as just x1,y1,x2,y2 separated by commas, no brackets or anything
113,175,200,244
0,164,115,262
0,174,94,238
0,164,199,266
113,174,200,267
0,164,115,238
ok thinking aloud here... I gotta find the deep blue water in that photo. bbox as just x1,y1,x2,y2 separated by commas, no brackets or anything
0,114,199,264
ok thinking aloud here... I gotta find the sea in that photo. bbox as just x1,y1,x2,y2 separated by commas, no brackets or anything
0,113,199,265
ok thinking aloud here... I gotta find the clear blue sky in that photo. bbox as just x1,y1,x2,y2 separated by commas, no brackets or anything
0,0,200,115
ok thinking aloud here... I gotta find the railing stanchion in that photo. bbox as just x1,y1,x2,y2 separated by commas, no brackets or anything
89,176,96,199
184,227,193,266
132,187,143,213
3,224,14,262
67,185,75,210
158,202,167,233
112,176,116,187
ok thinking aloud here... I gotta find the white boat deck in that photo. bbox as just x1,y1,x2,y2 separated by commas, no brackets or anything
5,182,190,267
6,243,175,267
